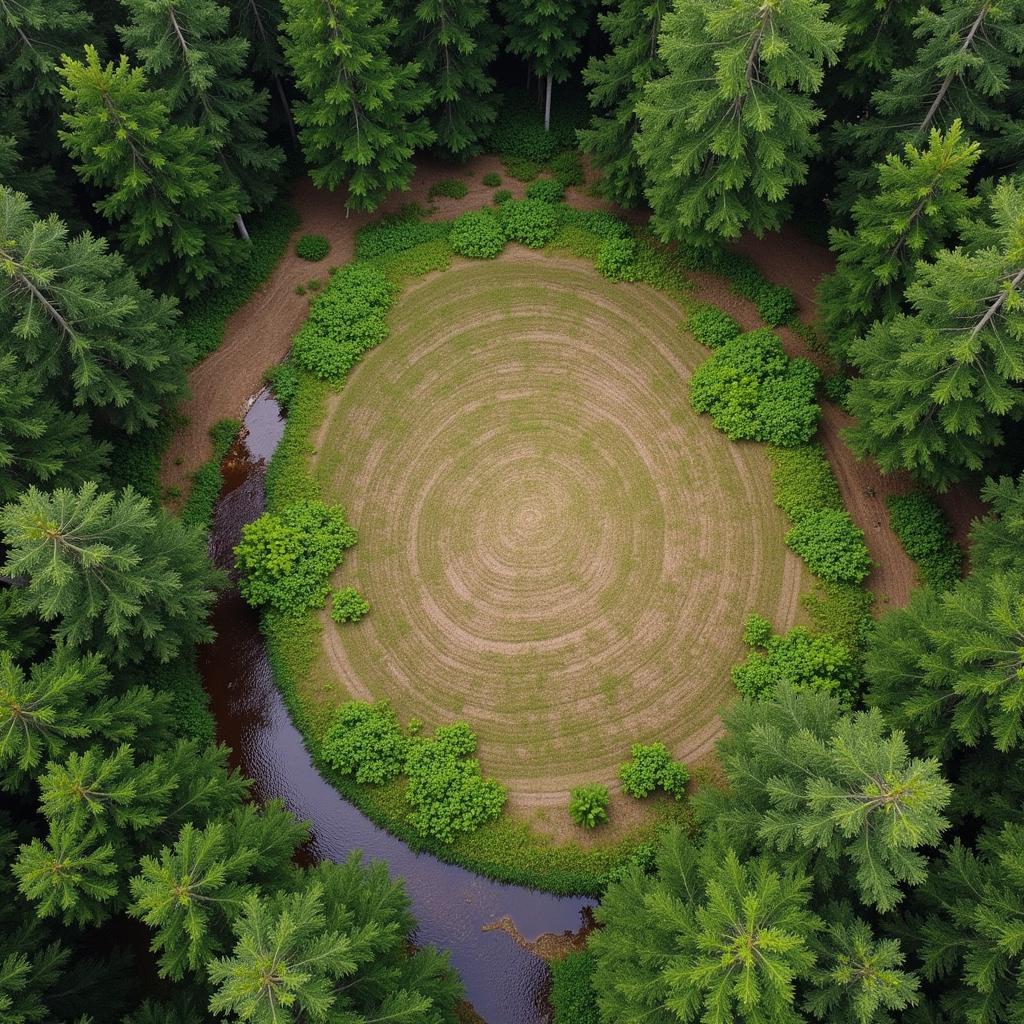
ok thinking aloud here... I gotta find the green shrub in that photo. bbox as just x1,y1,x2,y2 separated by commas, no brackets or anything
768,444,842,522
786,508,872,584
322,701,409,784
498,198,558,248
449,210,506,259
265,359,301,411
234,499,357,613
619,743,689,800
180,418,240,529
355,213,449,260
501,156,541,182
482,171,501,187
493,189,513,205
550,952,599,1024
568,785,610,829
686,304,741,348
714,251,798,326
822,372,852,408
732,616,858,702
331,586,369,623
557,207,627,239
525,178,565,203
803,582,875,654
688,328,820,447
596,236,638,281
887,492,962,590
291,262,397,383
295,233,329,261
428,178,469,200
374,237,452,281
550,150,585,188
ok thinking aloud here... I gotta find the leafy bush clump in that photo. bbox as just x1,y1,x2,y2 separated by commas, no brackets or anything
887,492,962,590
493,189,512,205
498,199,558,248
291,262,397,383
786,508,872,584
428,178,469,200
550,952,599,1024
485,93,583,162
322,701,408,784
331,586,369,623
686,304,741,348
768,444,842,522
295,233,329,261
180,418,240,529
354,213,449,260
234,499,356,613
733,614,858,702
550,150,584,188
525,178,565,203
558,207,627,239
449,210,506,259
596,236,638,281
715,251,798,326
619,743,689,800
822,372,852,408
688,328,820,446
501,156,541,182
482,171,501,187
265,359,301,411
569,785,610,829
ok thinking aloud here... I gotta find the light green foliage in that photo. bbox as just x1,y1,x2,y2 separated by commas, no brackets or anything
291,262,397,383
689,328,821,447
266,360,301,412
769,444,842,522
786,509,872,585
579,0,669,207
733,615,858,702
322,701,409,784
428,178,469,200
331,586,369,624
525,178,565,204
569,785,610,829
971,472,1024,574
58,47,244,296
355,210,450,259
234,499,356,614
449,210,506,259
819,122,980,366
848,180,1024,490
498,198,559,248
636,0,844,245
686,305,742,349
595,236,638,281
0,483,221,665
279,0,434,210
709,686,952,911
619,742,689,800
886,492,961,590
295,234,329,261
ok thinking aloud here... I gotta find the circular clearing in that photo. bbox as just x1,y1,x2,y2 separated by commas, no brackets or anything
308,250,810,833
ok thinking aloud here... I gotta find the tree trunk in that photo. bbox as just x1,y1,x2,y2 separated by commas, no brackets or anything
235,214,251,242
544,74,552,132
274,74,298,146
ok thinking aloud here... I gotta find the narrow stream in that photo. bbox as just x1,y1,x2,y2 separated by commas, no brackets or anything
198,390,596,1024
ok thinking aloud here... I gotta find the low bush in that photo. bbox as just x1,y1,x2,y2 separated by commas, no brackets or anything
887,492,962,590
291,262,397,383
428,178,469,200
482,171,501,187
295,233,329,261
786,508,872,584
686,304,741,348
822,372,852,408
569,785,610,829
550,952,599,1024
331,586,370,623
732,615,858,702
322,701,408,784
550,150,585,188
619,743,689,800
688,328,820,446
714,251,798,326
180,418,240,529
355,213,449,260
485,94,581,163
803,582,875,655
449,210,506,259
374,237,452,282
498,198,558,248
235,499,357,613
526,178,566,204
768,444,842,522
596,236,638,281
493,189,512,205
501,156,541,182
265,359,301,411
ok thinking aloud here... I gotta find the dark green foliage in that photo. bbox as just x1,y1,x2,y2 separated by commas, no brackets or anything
886,492,962,590
482,171,501,187
686,304,742,348
498,198,559,248
291,262,397,382
715,252,800,326
551,151,584,188
786,508,872,584
689,328,821,446
330,586,369,623
295,233,329,261
355,211,450,259
525,178,565,203
322,701,409,784
484,90,588,162
619,742,689,800
501,156,542,182
428,178,469,200
595,236,638,281
180,419,240,529
265,359,301,411
822,373,851,407
550,951,599,1024
568,785,610,829
449,210,506,258
235,499,356,613
498,0,592,93
493,189,513,205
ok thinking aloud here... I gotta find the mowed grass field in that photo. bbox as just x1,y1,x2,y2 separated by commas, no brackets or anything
306,249,811,836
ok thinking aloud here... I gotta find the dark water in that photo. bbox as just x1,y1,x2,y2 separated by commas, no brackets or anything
198,390,596,1024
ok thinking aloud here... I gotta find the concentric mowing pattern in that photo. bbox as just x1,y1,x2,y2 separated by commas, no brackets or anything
309,251,809,827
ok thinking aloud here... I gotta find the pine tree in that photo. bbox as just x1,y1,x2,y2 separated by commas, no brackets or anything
970,472,1024,574
819,121,981,366
391,0,498,156
578,0,669,207
279,0,434,210
499,0,593,132
118,0,285,228
635,0,845,246
847,180,1024,490
0,186,186,433
0,483,222,665
58,46,245,296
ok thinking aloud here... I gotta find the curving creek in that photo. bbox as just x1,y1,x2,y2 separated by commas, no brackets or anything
198,389,597,1024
